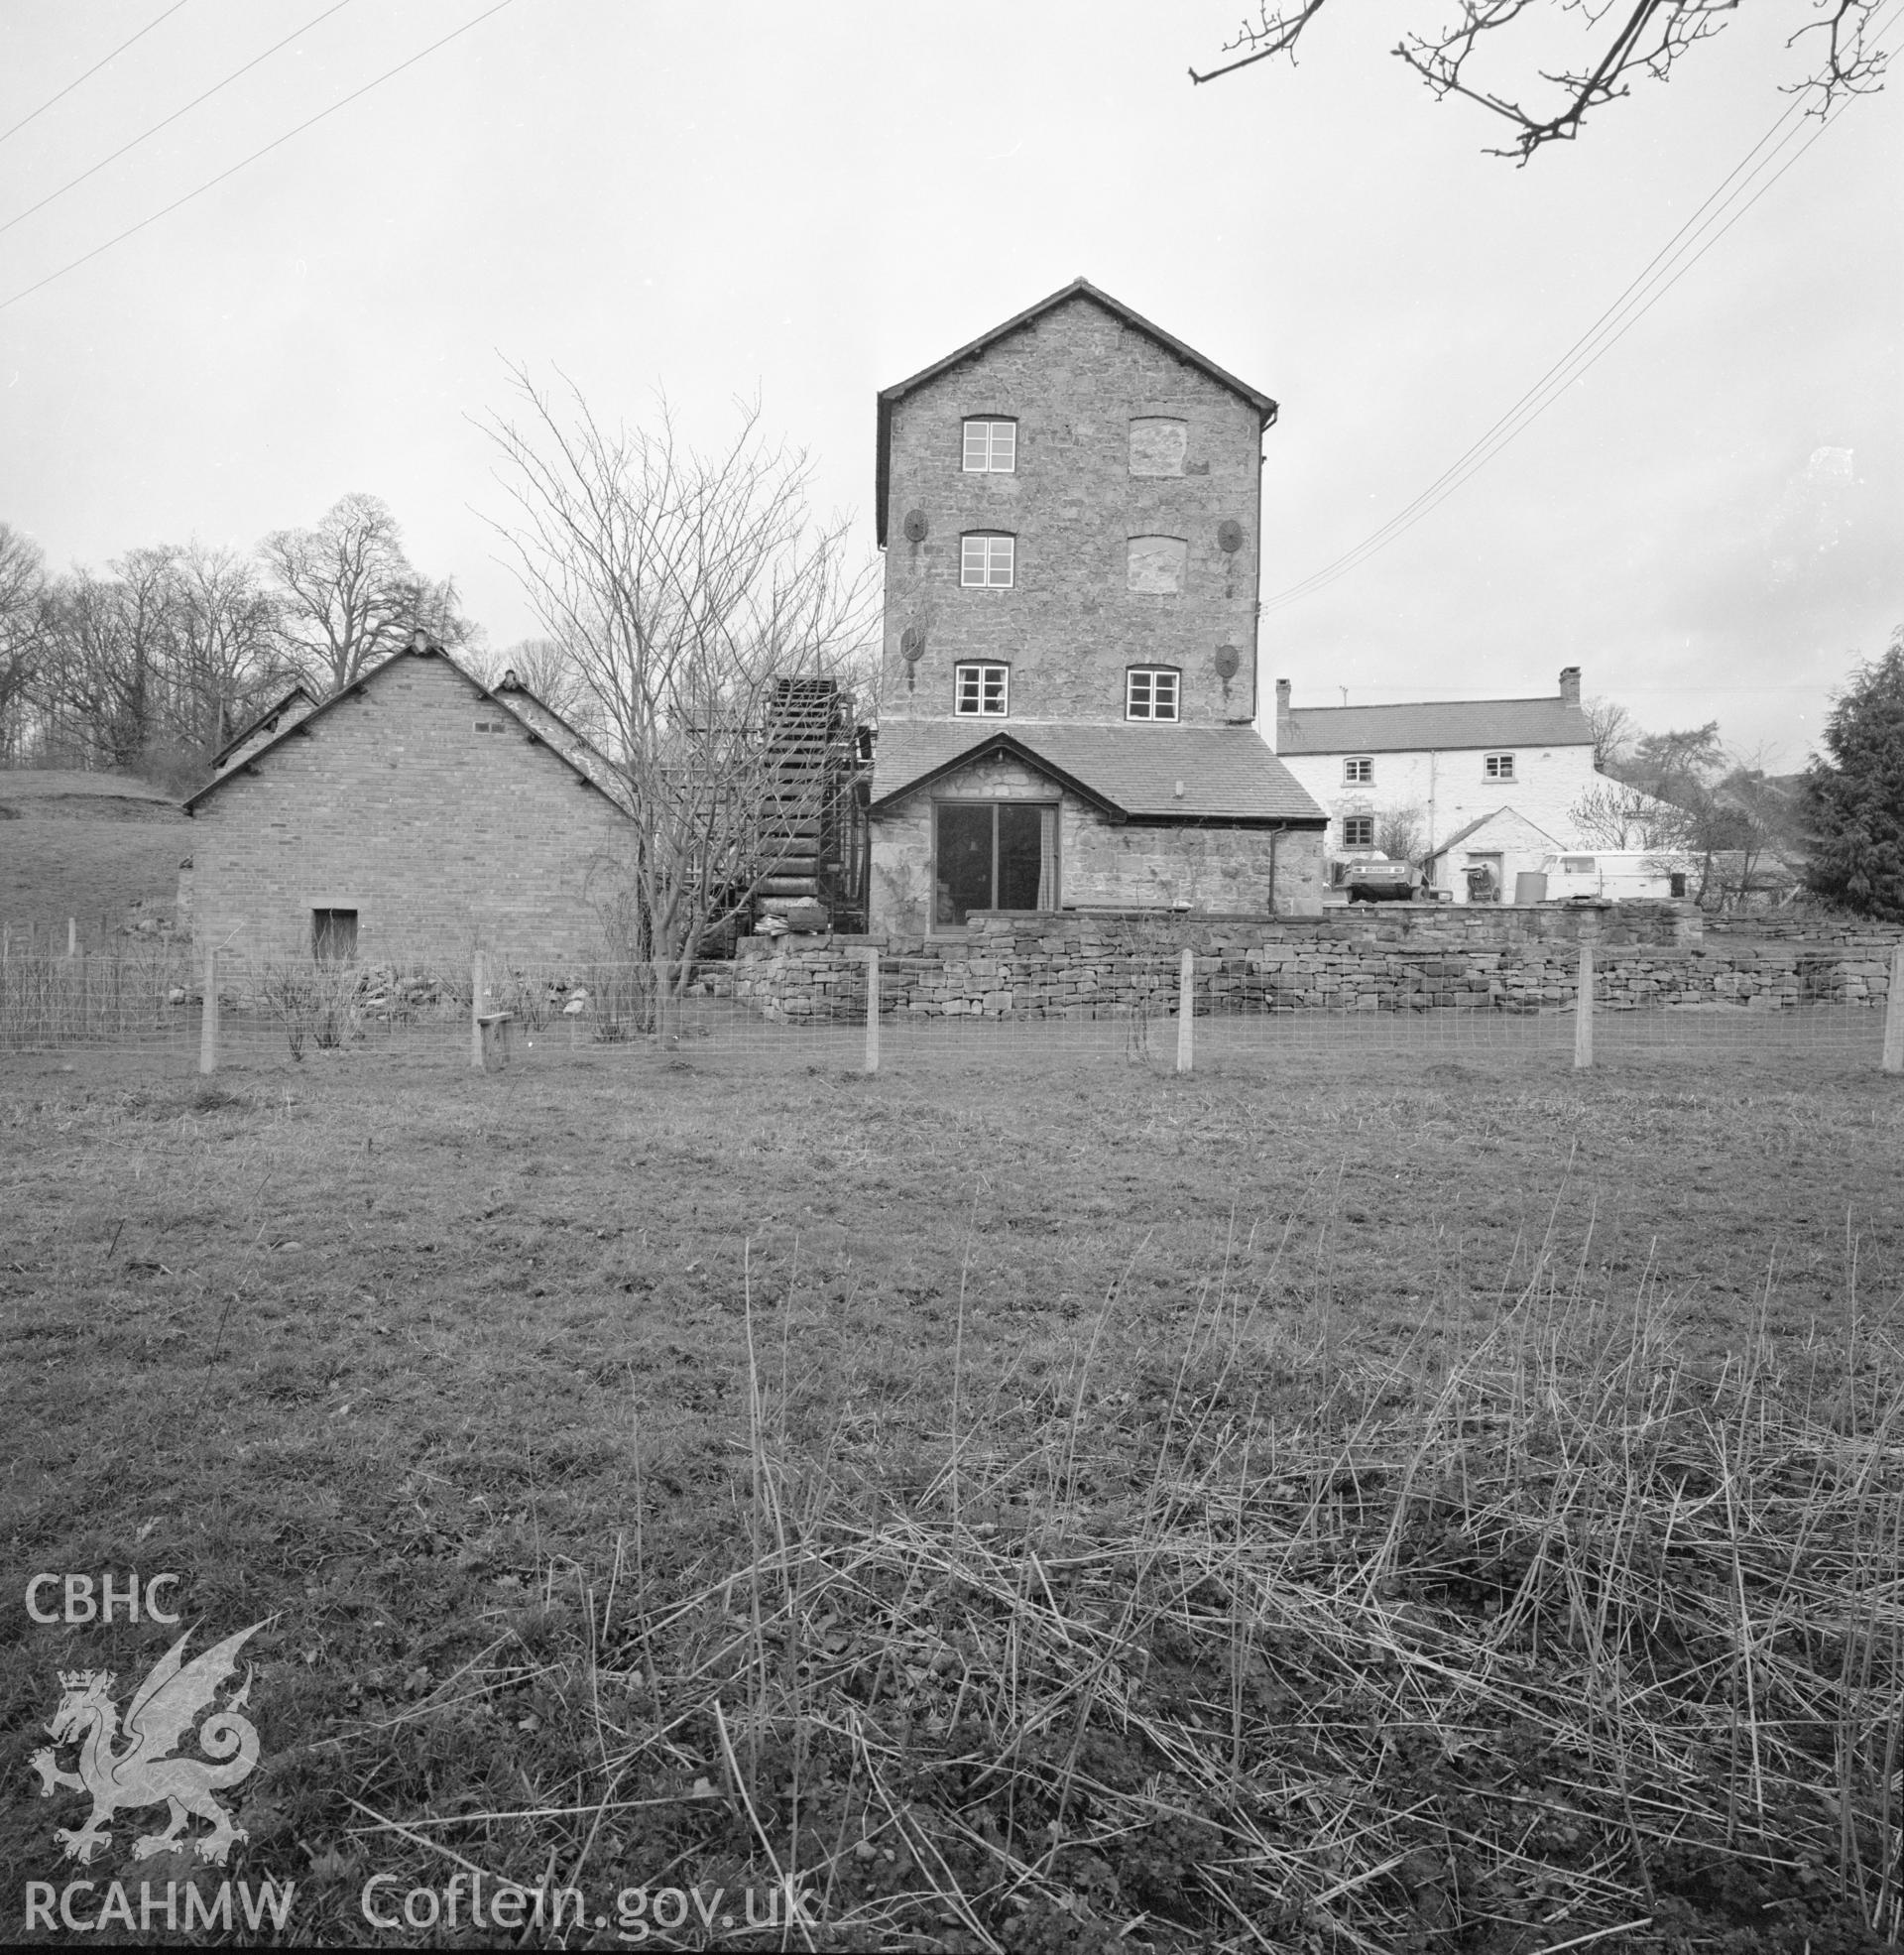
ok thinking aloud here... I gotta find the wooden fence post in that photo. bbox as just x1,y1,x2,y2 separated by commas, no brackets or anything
1176,947,1195,1075
198,944,218,1075
1883,941,1904,1075
1574,944,1595,1071
470,950,486,1071
67,916,76,958
864,946,881,1074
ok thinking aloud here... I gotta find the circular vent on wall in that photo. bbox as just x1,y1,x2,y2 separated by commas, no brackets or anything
902,509,929,543
1213,644,1241,679
1217,519,1244,552
899,626,926,663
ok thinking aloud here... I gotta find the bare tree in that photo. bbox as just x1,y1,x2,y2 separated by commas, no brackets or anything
1568,778,1696,850
35,550,183,772
261,492,476,695
1191,2,1889,161
484,375,877,1026
1375,802,1427,864
1582,693,1634,773
0,522,48,763
164,544,294,767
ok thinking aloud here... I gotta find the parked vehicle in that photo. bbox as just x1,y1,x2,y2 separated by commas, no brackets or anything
1540,851,1690,901
1342,859,1419,904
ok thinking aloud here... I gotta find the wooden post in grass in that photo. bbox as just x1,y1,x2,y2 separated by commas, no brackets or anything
864,945,881,1074
198,944,218,1075
1883,941,1904,1074
66,916,76,958
1176,947,1195,1075
470,949,486,1071
1574,944,1595,1070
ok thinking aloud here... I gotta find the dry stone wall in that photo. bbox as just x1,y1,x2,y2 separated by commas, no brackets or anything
730,906,1893,1025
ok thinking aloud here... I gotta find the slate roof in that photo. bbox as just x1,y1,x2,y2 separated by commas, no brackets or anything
868,721,1325,824
211,680,316,769
1277,696,1591,756
183,643,630,815
1425,807,1559,859
876,278,1277,546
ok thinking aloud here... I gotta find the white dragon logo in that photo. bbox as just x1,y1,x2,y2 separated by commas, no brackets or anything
29,1621,267,1866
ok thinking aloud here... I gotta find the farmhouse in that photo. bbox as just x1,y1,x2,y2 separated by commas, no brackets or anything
181,636,634,963
865,279,1327,932
1273,669,1606,903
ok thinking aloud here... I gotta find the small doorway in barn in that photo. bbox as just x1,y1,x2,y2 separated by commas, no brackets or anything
312,908,359,962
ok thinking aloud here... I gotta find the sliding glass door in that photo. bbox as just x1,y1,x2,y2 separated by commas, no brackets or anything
934,802,1055,926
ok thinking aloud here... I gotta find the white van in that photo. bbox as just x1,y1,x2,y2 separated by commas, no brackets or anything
1541,851,1690,901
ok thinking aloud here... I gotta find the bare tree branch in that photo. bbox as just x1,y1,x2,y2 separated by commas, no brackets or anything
482,372,878,1019
1194,1,1887,160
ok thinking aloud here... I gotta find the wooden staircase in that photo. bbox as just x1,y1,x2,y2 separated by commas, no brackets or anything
757,677,869,930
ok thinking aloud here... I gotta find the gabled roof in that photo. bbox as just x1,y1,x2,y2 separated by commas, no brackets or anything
182,643,629,815
1278,695,1592,757
876,278,1278,546
211,680,316,769
868,721,1325,825
1425,806,1560,860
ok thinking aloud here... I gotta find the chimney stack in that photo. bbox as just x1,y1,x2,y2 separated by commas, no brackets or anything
1559,666,1581,705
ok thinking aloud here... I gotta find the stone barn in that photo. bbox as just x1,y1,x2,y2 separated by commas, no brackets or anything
181,637,634,964
867,279,1326,932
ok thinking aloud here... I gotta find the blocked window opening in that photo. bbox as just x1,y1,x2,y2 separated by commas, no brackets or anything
954,663,1010,716
962,419,1016,472
1126,668,1179,721
1127,536,1187,594
935,802,1056,926
1344,756,1373,785
312,908,358,962
961,534,1015,587
1129,418,1188,477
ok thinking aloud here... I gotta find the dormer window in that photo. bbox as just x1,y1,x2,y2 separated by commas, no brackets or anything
962,420,1016,473
954,663,1010,716
1126,668,1179,722
961,534,1015,588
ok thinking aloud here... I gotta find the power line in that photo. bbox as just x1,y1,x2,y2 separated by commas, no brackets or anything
0,1,358,243
0,1,194,149
0,0,518,316
1262,2,1900,615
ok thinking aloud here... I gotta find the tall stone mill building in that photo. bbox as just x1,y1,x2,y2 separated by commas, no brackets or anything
865,279,1326,934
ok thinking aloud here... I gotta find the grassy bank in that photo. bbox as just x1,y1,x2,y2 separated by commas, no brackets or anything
3,1049,1901,1948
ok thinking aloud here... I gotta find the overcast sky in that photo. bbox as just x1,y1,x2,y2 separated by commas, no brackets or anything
1,0,1898,768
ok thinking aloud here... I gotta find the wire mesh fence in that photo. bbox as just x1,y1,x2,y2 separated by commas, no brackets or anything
2,937,1898,1081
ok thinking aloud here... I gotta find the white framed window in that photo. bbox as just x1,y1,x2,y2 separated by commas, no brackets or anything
961,534,1015,588
1342,815,1376,849
1126,668,1179,722
1485,753,1515,781
962,420,1016,473
1344,756,1373,785
954,664,1010,716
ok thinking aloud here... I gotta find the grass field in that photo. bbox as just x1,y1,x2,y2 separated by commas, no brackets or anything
0,772,188,944
3,1042,1902,1950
